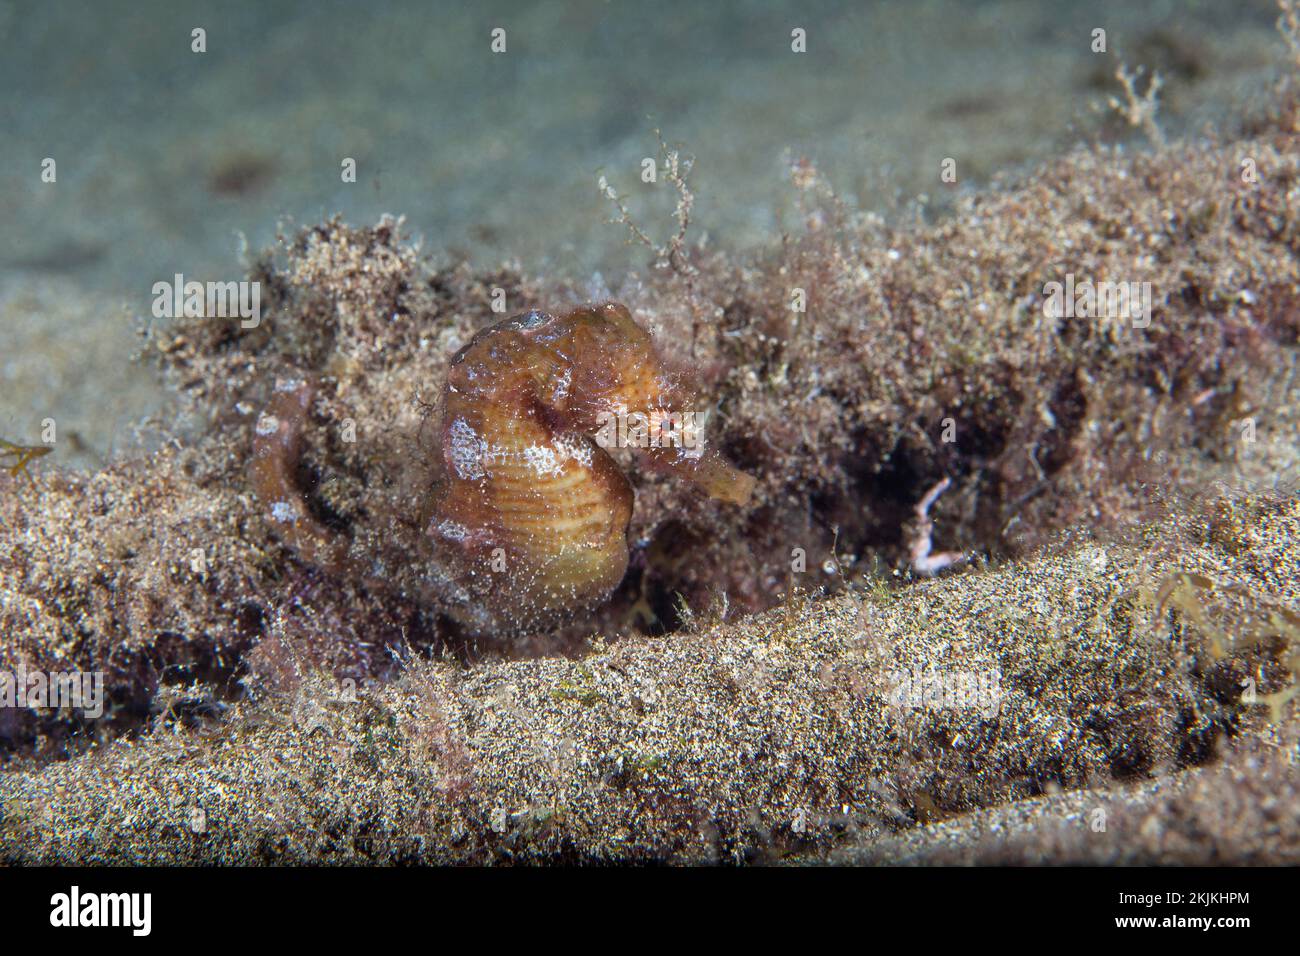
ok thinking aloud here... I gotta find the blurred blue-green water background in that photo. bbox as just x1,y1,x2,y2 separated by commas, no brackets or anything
0,0,1285,462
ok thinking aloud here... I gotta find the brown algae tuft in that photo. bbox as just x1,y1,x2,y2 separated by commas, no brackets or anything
0,438,52,488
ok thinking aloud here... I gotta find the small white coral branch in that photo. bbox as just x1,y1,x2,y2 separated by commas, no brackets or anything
907,477,968,576
1108,62,1166,146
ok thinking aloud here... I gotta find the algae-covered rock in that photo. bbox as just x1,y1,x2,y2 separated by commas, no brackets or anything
1,494,1296,863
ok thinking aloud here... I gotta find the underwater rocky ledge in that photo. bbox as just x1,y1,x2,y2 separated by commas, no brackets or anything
2,495,1298,864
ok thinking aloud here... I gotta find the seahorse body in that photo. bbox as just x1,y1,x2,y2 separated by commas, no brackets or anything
428,302,753,634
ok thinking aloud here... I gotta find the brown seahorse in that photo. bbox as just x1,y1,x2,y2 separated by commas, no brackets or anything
251,301,754,636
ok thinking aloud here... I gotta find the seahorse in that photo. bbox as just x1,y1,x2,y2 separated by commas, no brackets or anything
251,302,754,636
